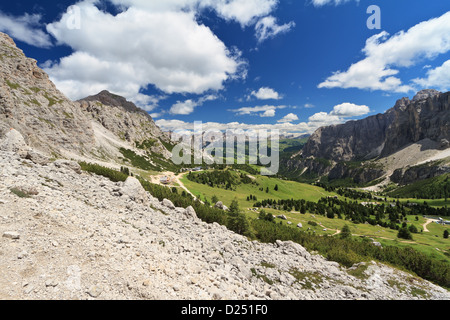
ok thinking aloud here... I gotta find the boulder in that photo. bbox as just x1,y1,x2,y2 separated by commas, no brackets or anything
297,223,303,229
215,201,229,211
184,206,197,220
162,198,175,209
52,160,82,174
120,177,148,204
0,129,29,155
3,231,20,240
26,150,50,166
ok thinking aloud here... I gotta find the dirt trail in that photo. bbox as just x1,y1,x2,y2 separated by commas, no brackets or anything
150,171,201,202
423,219,436,232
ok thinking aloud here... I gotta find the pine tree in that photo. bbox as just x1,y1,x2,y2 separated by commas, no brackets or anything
398,227,413,240
340,225,352,239
227,200,249,236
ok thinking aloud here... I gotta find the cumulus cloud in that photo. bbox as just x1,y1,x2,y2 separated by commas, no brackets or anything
330,102,370,117
278,113,299,123
170,94,218,115
249,87,282,100
310,0,358,7
229,105,286,117
261,109,276,117
44,0,252,109
413,60,450,92
42,0,291,109
318,11,450,93
158,101,370,135
255,16,295,43
0,12,52,48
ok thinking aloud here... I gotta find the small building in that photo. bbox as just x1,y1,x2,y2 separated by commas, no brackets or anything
160,176,171,185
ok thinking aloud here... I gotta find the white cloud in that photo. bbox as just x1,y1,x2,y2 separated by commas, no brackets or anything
43,0,289,108
278,113,299,123
230,105,285,116
249,87,282,100
311,0,358,7
157,101,369,135
308,112,342,125
0,12,52,48
318,11,450,93
413,60,450,92
170,94,218,115
304,103,315,109
170,100,198,115
330,102,370,117
206,0,278,27
44,0,249,107
255,16,295,43
261,109,276,117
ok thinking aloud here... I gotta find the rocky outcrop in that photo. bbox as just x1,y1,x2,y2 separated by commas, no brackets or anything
282,90,449,184
302,90,448,162
391,161,450,186
0,33,95,157
0,32,171,165
78,91,172,159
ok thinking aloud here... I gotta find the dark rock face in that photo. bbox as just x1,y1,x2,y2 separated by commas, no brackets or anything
303,90,449,162
328,163,385,185
281,90,449,184
79,90,153,121
391,163,450,186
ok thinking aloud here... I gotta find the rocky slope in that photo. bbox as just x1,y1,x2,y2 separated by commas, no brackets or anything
282,90,450,184
1,133,449,300
0,33,95,157
78,91,172,159
0,32,171,166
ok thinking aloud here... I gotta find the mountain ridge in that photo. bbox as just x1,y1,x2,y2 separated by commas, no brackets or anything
0,32,172,166
281,90,450,186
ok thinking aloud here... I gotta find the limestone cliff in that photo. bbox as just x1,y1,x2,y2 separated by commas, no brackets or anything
0,32,172,167
281,90,450,184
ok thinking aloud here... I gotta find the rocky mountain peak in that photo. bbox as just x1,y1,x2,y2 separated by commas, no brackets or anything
0,31,171,163
412,89,441,102
79,90,151,120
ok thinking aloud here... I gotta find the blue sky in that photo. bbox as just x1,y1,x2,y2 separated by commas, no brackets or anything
1,0,449,135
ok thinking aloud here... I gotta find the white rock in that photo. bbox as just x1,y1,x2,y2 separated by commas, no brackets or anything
162,198,175,209
3,231,20,240
0,129,29,154
120,177,148,204
184,206,197,220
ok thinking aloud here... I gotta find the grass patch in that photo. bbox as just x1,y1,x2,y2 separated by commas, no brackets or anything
250,268,274,285
5,79,21,90
347,263,370,280
10,187,36,198
38,117,55,128
30,98,41,106
289,269,324,290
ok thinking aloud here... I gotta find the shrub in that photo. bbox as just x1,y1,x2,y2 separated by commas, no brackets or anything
79,162,128,182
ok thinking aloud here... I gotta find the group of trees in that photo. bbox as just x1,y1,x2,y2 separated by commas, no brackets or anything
389,174,450,200
253,195,450,228
187,170,253,190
